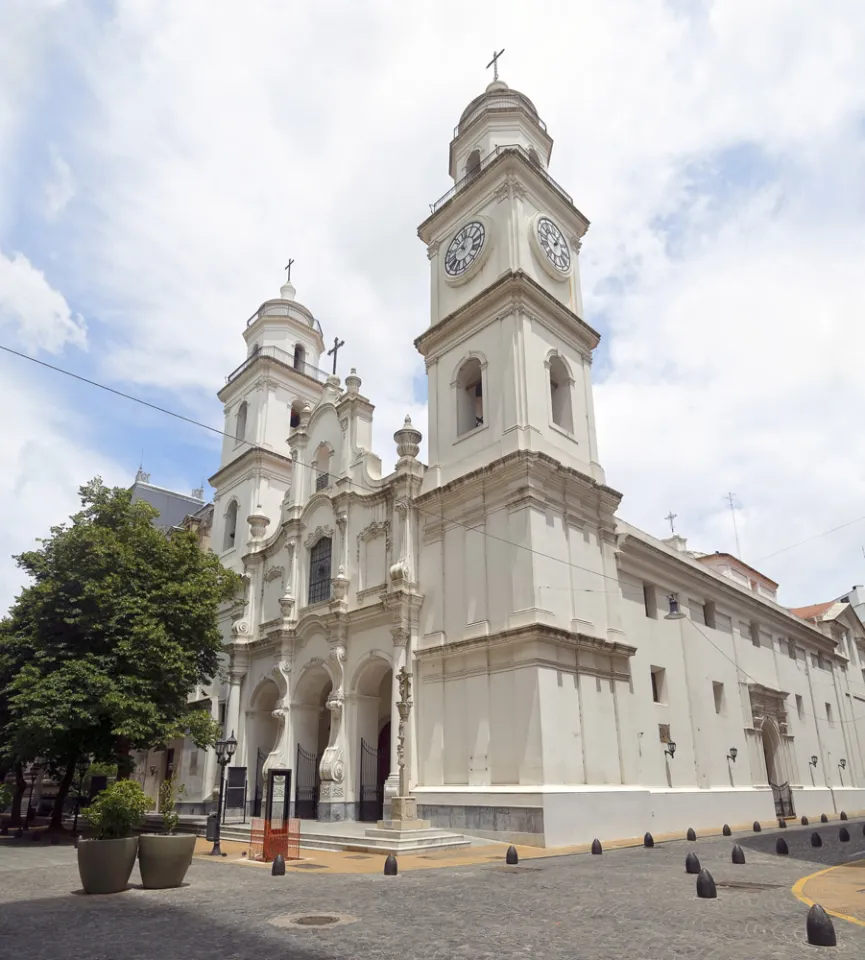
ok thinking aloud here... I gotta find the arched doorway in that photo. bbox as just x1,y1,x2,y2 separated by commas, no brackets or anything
353,658,392,822
248,680,280,817
292,662,332,819
762,721,780,784
762,719,795,818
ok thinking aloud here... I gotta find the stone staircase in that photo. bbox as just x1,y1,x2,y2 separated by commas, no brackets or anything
153,814,470,855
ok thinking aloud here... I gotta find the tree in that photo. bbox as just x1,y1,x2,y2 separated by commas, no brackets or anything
2,478,242,829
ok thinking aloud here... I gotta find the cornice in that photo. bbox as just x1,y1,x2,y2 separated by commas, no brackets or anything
415,448,622,512
208,446,294,488
617,533,838,655
414,270,599,361
415,622,636,663
217,354,326,403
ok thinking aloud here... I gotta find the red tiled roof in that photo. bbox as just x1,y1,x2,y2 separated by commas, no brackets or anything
789,600,836,621
695,553,779,589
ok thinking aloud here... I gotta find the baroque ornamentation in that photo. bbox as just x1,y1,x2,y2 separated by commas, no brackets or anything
493,181,510,203
426,239,442,261
304,524,334,548
264,566,284,582
231,619,250,637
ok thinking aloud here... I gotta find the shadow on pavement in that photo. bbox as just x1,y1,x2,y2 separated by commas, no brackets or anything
737,818,865,868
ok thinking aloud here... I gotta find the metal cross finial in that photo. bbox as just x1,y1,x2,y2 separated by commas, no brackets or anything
486,48,505,82
327,336,345,376
284,259,294,283
665,511,677,535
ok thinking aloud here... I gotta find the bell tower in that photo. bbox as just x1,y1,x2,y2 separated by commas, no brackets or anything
416,74,604,492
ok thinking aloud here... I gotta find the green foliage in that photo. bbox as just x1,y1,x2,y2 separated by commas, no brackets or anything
1,478,243,771
82,779,153,840
157,777,186,835
0,783,12,812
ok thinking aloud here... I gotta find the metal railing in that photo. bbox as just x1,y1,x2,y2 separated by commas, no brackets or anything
429,144,572,215
246,300,323,336
225,345,329,385
456,97,547,138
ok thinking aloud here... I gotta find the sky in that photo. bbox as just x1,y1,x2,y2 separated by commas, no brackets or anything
1,0,864,613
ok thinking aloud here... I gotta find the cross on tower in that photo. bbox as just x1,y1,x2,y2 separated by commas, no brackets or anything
486,48,505,82
327,336,345,376
665,511,677,535
284,258,295,283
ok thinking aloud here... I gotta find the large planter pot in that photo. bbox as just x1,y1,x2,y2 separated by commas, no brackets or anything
77,836,139,894
138,833,196,889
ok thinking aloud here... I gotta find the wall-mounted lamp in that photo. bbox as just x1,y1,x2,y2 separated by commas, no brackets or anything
664,594,685,620
809,755,818,768
664,741,677,759
149,765,157,776
727,747,738,762
839,758,847,770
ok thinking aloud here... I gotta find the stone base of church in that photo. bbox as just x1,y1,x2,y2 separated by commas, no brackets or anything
316,801,357,822
414,785,865,848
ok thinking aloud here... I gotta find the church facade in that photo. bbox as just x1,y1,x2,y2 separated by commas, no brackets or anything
155,78,865,846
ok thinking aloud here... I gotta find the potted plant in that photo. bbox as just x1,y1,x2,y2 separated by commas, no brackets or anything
78,780,152,894
138,777,196,889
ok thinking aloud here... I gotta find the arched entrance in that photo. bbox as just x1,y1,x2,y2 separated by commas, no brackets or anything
292,662,332,819
248,680,280,816
762,721,780,784
353,658,392,822
762,718,795,818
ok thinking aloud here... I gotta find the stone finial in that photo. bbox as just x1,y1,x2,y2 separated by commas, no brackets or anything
247,513,270,542
280,280,296,301
394,414,422,460
300,402,313,428
345,368,362,395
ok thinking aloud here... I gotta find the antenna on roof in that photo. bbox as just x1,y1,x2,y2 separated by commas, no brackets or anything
725,492,742,558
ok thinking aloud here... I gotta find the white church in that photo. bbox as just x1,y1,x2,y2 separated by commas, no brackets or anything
140,76,865,847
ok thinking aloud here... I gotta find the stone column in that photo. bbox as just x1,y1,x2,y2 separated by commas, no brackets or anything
317,642,347,820
225,664,246,754
384,627,409,817
201,694,220,809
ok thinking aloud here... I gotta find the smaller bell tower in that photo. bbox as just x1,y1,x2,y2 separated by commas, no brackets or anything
210,274,327,566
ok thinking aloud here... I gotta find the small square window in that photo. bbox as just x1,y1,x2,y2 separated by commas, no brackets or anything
643,584,658,619
826,702,834,725
796,694,804,720
749,621,760,647
650,666,666,704
712,681,725,715
704,601,717,630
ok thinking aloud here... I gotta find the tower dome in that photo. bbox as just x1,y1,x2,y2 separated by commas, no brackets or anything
457,80,542,137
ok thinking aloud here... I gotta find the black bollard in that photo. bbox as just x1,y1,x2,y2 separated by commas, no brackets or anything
685,852,701,874
811,832,823,848
271,854,285,876
752,821,762,832
778,818,787,829
722,824,731,836
506,845,519,865
49,836,59,846
0,824,7,836
696,868,717,899
821,813,829,823
732,844,746,864
775,837,789,856
591,839,603,855
384,854,398,876
801,816,809,825
839,826,850,842
686,827,697,841
840,811,848,820
806,904,837,947
643,832,654,848
31,831,40,841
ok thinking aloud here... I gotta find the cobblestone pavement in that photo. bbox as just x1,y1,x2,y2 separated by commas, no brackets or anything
3,820,865,960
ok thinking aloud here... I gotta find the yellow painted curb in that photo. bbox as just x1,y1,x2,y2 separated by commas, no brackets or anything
792,860,865,929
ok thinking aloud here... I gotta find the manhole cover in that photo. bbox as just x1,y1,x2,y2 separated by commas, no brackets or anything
269,913,358,930
288,862,328,869
344,855,372,860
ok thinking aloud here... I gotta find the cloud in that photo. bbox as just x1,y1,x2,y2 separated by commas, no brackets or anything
2,0,865,611
44,145,74,218
0,250,86,353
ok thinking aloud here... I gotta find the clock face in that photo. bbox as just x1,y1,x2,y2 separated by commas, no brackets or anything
444,221,486,277
537,217,571,273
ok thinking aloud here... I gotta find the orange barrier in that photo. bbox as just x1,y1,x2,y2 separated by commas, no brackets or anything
248,817,301,862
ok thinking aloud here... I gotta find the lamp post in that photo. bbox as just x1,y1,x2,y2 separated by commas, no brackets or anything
72,758,90,836
209,731,237,857
25,763,41,826
727,747,738,763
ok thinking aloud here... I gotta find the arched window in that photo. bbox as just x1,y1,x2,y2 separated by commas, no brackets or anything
223,500,238,551
314,444,331,491
289,400,302,430
235,402,248,445
549,355,574,432
308,537,332,604
456,358,483,436
466,149,481,180
293,344,306,370
528,146,541,167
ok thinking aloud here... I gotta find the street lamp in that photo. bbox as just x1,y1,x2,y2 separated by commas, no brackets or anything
809,755,818,768
839,758,847,770
727,747,738,763
664,741,677,759
664,594,685,620
25,763,41,826
209,731,237,857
